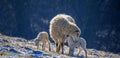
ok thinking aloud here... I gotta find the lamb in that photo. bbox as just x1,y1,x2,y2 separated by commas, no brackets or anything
34,31,51,52
65,35,87,58
49,14,81,54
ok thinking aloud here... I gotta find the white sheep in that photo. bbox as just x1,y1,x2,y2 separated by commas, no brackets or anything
49,14,81,54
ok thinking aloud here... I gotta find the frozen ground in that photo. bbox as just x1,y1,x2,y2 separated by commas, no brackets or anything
0,34,120,58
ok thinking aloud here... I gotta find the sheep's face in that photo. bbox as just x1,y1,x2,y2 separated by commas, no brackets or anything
68,24,81,39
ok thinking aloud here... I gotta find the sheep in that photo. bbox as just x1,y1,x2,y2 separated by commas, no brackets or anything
34,31,51,52
49,14,81,54
65,35,87,58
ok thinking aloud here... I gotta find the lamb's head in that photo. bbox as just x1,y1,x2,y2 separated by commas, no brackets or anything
79,37,87,49
65,23,81,39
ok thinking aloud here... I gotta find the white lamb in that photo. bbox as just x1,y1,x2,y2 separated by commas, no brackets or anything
34,31,51,52
66,35,87,58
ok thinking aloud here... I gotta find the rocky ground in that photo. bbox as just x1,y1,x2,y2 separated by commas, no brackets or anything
0,34,119,58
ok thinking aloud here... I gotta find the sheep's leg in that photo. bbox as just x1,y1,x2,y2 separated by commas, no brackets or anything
58,43,61,54
61,43,64,54
56,43,59,53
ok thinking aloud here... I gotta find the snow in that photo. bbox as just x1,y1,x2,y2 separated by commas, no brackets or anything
0,35,120,58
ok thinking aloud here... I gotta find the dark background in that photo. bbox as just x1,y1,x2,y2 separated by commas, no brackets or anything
0,0,120,53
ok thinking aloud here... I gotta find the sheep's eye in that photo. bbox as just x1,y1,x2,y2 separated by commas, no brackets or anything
75,30,79,32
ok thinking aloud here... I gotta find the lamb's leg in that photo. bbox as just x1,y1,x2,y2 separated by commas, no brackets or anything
42,42,45,51
48,40,51,52
68,46,71,55
84,49,87,58
37,45,39,50
78,47,82,56
36,43,39,50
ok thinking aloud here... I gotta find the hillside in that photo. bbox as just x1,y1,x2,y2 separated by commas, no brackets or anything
0,34,119,58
